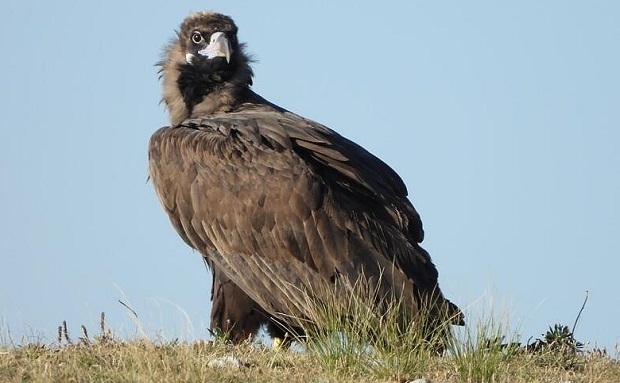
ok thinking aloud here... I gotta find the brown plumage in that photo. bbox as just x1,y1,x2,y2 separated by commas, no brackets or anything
149,11,463,342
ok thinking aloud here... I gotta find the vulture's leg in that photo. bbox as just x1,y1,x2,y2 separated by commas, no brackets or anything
210,265,305,347
210,266,264,343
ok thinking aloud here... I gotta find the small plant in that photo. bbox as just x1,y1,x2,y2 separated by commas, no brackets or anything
526,323,585,370
529,324,584,353
525,292,589,370
207,325,234,344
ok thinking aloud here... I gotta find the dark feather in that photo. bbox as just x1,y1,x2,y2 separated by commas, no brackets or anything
149,11,463,341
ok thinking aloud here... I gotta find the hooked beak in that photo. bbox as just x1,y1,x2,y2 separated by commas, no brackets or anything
197,32,232,63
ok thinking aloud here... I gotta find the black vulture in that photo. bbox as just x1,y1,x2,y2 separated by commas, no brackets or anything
149,11,463,343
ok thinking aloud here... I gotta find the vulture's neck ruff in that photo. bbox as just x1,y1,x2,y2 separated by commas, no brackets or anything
176,54,237,112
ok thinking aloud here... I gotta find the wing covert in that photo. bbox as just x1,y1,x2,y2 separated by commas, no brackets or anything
149,107,439,326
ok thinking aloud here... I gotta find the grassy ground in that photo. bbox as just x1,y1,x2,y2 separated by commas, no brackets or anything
2,289,618,382
1,307,619,383
1,335,618,383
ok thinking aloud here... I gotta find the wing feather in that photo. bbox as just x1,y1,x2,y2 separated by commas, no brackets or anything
149,106,453,326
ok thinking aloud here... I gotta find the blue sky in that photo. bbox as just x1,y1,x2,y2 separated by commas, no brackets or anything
1,1,618,350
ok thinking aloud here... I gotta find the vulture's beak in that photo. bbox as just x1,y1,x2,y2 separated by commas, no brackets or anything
198,32,232,63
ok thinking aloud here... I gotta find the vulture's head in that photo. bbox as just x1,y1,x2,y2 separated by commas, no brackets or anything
159,12,253,125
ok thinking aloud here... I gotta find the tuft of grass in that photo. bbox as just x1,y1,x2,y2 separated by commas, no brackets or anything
449,315,521,383
278,272,457,381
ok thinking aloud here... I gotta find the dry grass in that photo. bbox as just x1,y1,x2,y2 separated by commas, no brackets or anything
2,288,618,382
1,334,618,383
2,304,619,382
1,339,320,383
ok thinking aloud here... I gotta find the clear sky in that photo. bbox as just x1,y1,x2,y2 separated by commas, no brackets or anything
1,1,618,351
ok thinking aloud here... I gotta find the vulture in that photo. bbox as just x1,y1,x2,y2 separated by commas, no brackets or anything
149,11,463,344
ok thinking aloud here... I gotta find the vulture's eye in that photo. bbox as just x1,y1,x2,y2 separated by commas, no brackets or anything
191,31,204,44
